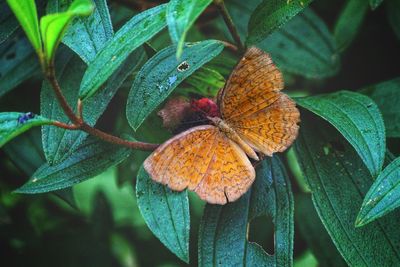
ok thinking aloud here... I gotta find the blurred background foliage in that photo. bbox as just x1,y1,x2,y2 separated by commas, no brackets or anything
1,0,399,266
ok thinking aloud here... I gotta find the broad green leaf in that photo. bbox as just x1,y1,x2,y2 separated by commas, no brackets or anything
296,91,385,178
294,114,400,266
126,40,224,130
136,166,189,263
0,35,40,97
182,67,225,97
3,128,76,206
258,8,339,79
40,0,94,64
334,0,369,52
205,52,237,77
295,194,347,267
360,77,400,137
0,1,19,44
247,0,313,45
79,4,167,100
387,0,400,42
6,0,42,54
62,0,114,64
199,157,293,266
370,0,384,9
3,133,74,207
356,157,400,226
41,49,145,165
15,136,131,193
0,112,53,147
166,0,212,58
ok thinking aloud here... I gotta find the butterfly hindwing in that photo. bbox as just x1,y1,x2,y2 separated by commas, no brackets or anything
232,94,300,156
144,125,255,204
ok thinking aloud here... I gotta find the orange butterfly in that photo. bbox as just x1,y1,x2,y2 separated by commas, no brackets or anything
144,47,300,204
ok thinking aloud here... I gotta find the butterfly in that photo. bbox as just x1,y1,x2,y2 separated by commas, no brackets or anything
144,47,300,205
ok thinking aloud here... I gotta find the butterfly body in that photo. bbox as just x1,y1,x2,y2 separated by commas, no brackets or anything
144,47,300,205
208,116,259,161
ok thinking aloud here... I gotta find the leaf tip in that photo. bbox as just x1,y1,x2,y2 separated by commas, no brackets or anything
354,214,368,227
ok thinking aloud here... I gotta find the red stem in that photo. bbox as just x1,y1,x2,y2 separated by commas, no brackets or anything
46,65,159,152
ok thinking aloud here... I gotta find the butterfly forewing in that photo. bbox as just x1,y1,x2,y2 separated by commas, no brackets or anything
144,125,255,204
220,47,300,156
220,47,284,120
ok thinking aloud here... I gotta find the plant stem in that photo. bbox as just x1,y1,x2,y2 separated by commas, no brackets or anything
46,66,159,152
221,41,238,53
214,0,245,52
46,65,82,126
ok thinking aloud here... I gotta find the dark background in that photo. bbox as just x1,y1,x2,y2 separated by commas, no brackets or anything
1,0,399,266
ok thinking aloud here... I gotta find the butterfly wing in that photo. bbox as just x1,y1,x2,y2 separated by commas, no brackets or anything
220,47,300,156
232,94,299,156
144,125,255,204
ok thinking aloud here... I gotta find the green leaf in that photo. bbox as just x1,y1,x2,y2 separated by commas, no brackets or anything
0,112,53,147
126,40,224,131
136,166,189,263
387,0,400,40
182,67,225,97
79,4,167,100
62,0,114,64
247,0,313,45
295,194,347,267
3,129,45,175
40,0,94,64
258,8,339,79
0,1,19,44
0,35,40,97
356,157,400,226
370,0,384,9
198,157,293,266
294,114,400,266
296,90,385,178
360,77,400,137
15,136,131,193
41,49,145,165
6,0,42,54
334,0,369,52
166,0,212,58
3,128,77,207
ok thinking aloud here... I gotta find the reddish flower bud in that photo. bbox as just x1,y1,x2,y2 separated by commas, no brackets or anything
190,98,220,117
157,97,192,131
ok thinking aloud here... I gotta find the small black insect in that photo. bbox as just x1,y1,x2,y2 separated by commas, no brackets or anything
18,112,35,124
177,61,189,72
